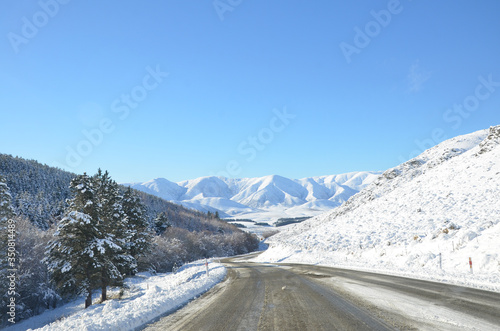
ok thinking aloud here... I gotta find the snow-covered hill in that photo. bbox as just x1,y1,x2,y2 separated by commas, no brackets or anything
255,125,500,291
124,172,380,222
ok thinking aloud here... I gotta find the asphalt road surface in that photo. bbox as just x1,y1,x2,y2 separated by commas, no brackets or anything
142,256,500,330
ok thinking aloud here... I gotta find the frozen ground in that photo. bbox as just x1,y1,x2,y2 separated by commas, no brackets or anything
6,260,226,331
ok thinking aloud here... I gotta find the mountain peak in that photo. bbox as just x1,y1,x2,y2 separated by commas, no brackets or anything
124,172,381,221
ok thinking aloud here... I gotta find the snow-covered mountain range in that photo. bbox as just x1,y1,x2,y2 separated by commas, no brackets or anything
255,125,500,289
124,172,381,221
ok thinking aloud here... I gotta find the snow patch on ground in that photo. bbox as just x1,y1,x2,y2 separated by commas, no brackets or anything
7,260,226,331
336,279,499,330
254,126,500,293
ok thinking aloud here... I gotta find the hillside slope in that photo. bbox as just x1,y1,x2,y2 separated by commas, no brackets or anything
255,126,500,290
0,154,240,234
126,172,380,221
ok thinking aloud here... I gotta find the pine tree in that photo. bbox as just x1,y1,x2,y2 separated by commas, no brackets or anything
0,175,16,325
121,187,153,274
154,212,170,235
45,173,100,308
46,170,136,306
92,170,133,301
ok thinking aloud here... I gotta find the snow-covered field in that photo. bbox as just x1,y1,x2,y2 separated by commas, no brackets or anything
6,260,226,331
254,126,500,293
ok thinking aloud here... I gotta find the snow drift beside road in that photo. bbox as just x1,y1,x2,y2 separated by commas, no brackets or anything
255,126,500,292
7,260,226,331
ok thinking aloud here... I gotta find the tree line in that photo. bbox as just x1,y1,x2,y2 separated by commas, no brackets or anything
0,158,259,325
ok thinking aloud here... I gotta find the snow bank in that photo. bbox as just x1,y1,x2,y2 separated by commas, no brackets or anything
7,260,226,331
255,126,500,292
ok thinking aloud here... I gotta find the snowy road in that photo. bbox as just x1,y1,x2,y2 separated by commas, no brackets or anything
142,257,500,330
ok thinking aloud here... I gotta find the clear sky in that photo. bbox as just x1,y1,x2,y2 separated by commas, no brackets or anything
1,0,499,183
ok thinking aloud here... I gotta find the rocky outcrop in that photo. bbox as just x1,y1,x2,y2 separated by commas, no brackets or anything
476,125,500,155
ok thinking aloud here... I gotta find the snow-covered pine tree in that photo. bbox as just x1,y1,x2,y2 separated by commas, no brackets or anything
45,173,100,308
0,175,16,325
154,212,171,235
93,170,133,301
121,186,153,274
46,170,137,306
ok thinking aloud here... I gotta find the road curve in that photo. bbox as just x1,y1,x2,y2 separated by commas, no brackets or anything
142,257,500,331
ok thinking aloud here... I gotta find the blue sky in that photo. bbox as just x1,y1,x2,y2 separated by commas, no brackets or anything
1,0,499,183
